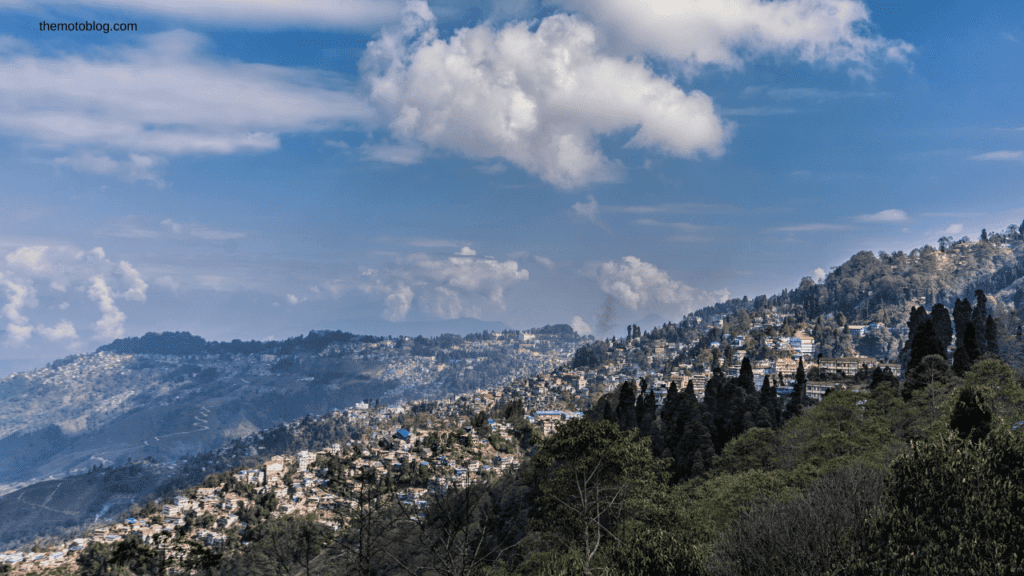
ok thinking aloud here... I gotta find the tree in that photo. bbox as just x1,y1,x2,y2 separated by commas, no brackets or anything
528,418,667,575
930,303,953,350
615,381,638,431
738,357,755,393
851,430,1024,575
952,297,972,345
708,465,885,576
972,290,989,352
785,359,807,419
907,318,946,374
411,478,527,576
950,385,992,442
985,315,1000,357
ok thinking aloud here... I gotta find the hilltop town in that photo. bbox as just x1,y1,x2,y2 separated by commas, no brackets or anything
0,304,928,573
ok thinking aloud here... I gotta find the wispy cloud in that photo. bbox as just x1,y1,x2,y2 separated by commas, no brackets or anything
855,209,908,223
1,30,372,184
971,150,1022,161
767,223,854,232
634,219,705,232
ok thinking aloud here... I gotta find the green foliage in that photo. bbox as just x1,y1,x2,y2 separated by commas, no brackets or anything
851,430,1024,575
950,385,992,442
707,465,886,576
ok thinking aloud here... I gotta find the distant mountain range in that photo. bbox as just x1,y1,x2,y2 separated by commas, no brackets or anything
0,326,578,547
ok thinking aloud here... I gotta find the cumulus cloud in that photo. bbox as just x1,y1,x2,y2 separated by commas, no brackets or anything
87,276,127,339
37,319,78,341
362,252,529,320
943,223,964,235
0,245,148,345
570,315,592,336
553,0,912,77
812,267,827,282
0,30,372,182
457,246,477,256
971,150,1023,161
855,209,908,223
594,256,727,315
362,1,731,188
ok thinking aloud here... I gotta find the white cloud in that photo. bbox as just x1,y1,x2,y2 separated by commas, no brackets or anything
855,209,908,223
361,252,529,320
37,319,78,341
971,150,1023,161
553,0,912,77
812,267,827,282
118,261,148,301
286,294,300,304
457,246,477,256
362,143,425,165
0,245,148,344
635,219,705,232
6,323,34,346
570,315,592,336
53,152,120,174
87,276,126,339
594,256,727,315
2,280,36,326
161,218,245,241
532,255,555,270
9,0,402,29
383,283,414,321
362,2,731,188
767,223,853,232
572,196,601,223
943,224,964,235
0,30,373,182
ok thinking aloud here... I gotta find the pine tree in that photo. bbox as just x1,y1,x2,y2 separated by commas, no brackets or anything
950,385,992,442
953,298,973,347
964,322,982,364
972,290,989,353
908,319,946,372
985,316,1000,357
931,303,954,350
786,359,807,419
952,344,972,377
739,357,755,393
615,381,638,430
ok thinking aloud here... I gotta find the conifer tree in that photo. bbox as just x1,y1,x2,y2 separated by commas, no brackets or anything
615,380,638,431
908,319,946,372
973,290,989,352
964,322,982,364
985,315,1000,357
953,298,973,346
739,357,755,393
950,386,992,442
786,359,807,419
931,303,953,350
952,345,972,377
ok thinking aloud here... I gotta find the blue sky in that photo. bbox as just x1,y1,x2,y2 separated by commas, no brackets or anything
0,0,1022,364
